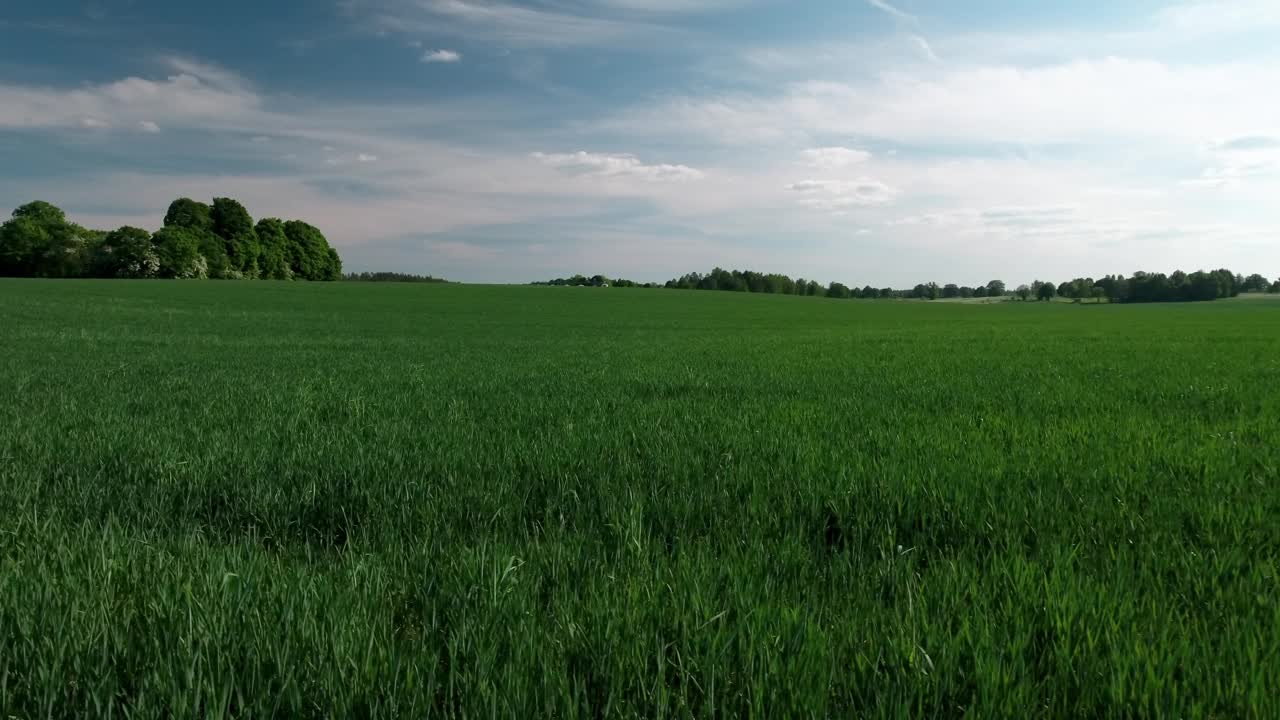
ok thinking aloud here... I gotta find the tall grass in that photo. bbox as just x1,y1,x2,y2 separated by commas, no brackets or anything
1,279,1278,718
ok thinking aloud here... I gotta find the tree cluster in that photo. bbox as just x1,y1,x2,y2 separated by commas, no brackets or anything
0,199,342,281
1015,270,1258,303
533,274,660,288
345,272,449,283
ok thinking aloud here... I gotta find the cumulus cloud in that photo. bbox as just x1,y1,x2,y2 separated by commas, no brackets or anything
421,49,461,63
532,151,704,181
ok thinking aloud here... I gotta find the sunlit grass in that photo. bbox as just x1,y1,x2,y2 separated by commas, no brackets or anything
2,279,1278,718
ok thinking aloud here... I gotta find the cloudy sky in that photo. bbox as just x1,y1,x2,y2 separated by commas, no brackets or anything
2,0,1278,285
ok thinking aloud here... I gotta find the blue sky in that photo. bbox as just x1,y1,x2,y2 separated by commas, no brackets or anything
2,0,1278,284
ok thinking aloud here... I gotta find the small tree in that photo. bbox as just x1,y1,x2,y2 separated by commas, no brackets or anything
1037,282,1057,302
1016,285,1032,301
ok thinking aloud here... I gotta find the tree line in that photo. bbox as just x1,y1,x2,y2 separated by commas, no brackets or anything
344,271,450,283
539,267,1279,303
533,274,660,288
0,199,342,281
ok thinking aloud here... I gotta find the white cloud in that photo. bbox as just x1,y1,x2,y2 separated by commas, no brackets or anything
787,178,897,209
357,153,379,162
532,151,704,181
0,57,259,130
137,120,161,133
801,146,870,169
422,49,461,63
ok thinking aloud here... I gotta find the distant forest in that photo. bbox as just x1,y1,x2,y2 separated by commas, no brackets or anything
344,272,450,283
0,200,342,281
538,268,1280,303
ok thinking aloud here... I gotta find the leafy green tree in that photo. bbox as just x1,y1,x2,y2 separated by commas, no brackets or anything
91,227,159,278
1186,271,1220,302
13,200,67,225
254,218,293,280
163,198,214,232
0,202,100,278
197,232,232,279
826,281,850,299
0,215,50,276
1271,280,1280,293
1212,268,1238,298
1015,284,1031,301
986,280,1006,297
1037,282,1057,301
1243,273,1270,293
942,283,960,298
283,220,338,281
152,227,207,279
211,198,260,276
36,224,95,278
1,202,63,276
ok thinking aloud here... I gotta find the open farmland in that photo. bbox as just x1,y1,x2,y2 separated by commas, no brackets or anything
2,279,1279,718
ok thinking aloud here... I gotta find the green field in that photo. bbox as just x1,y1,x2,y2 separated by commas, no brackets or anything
2,280,1278,718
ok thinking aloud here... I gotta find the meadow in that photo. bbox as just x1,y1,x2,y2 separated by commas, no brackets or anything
1,279,1278,718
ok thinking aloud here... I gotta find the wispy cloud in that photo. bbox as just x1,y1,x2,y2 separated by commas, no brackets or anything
342,0,676,48
422,49,461,63
532,151,704,181
867,0,915,23
787,178,897,209
910,34,938,62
